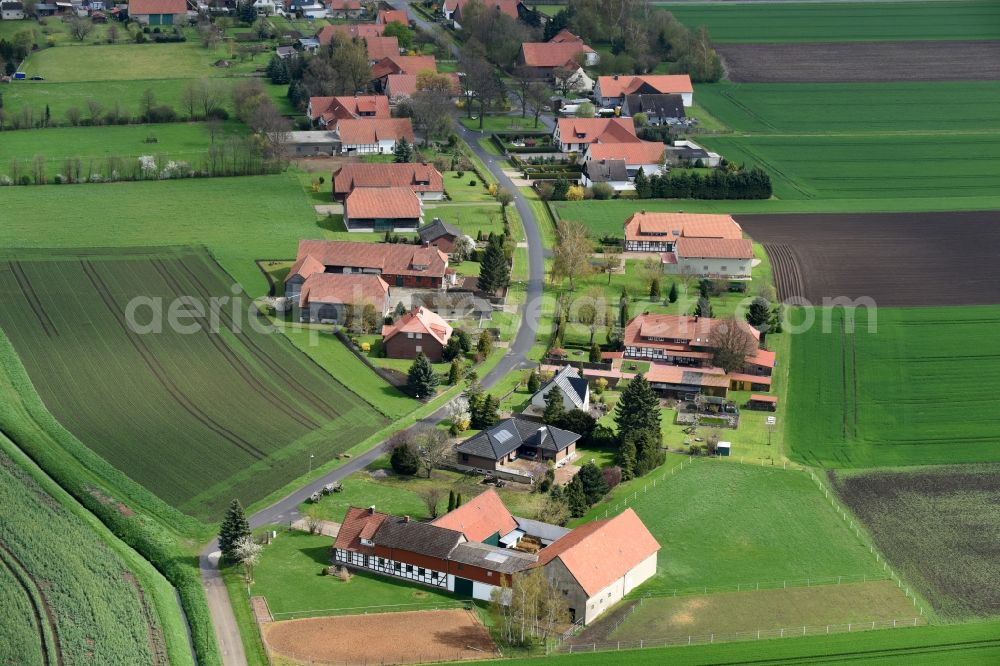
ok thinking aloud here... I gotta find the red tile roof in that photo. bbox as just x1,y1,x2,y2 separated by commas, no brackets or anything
334,506,389,553
298,273,389,309
586,141,665,165
624,313,759,350
749,348,776,369
316,22,385,45
557,118,639,146
535,509,660,596
335,118,414,145
381,306,452,346
676,236,753,260
378,9,409,24
521,41,594,69
623,212,743,243
549,29,584,44
371,55,438,79
431,488,516,542
597,74,694,99
366,35,400,61
750,394,777,403
309,95,391,123
328,0,361,9
291,239,447,278
646,363,729,388
345,187,422,220
129,0,185,14
333,162,443,197
729,372,772,387
447,0,519,20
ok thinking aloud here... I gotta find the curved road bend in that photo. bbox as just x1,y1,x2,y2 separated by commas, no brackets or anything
200,110,547,666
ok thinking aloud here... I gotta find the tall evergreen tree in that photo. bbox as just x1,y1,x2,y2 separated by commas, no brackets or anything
477,234,509,294
394,137,413,163
577,462,609,505
565,475,589,517
694,296,713,318
649,277,661,300
447,359,462,385
447,489,456,513
668,282,678,304
407,353,439,399
619,289,631,328
390,442,419,475
219,499,251,562
613,374,662,460
542,388,566,424
747,296,770,329
589,341,602,363
616,437,637,480
527,370,541,393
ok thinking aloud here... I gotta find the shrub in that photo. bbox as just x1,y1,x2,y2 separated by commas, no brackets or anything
145,105,178,123
205,107,229,121
565,185,585,201
591,182,613,200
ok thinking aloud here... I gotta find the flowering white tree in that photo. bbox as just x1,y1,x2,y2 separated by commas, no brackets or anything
138,155,157,178
233,536,263,583
452,235,476,262
447,396,471,432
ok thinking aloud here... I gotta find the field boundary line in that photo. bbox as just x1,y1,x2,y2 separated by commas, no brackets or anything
0,542,63,666
7,261,59,337
269,600,468,620
632,572,888,601
807,469,931,619
596,456,698,520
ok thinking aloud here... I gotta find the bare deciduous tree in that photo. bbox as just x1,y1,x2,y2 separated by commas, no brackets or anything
491,567,570,647
68,16,93,42
414,428,452,479
86,98,104,125
552,219,594,290
707,317,759,373
418,487,445,519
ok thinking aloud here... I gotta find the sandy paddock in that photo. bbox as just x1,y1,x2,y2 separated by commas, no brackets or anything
263,609,497,665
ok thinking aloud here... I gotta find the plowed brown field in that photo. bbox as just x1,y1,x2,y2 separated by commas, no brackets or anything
263,609,497,665
737,211,1000,306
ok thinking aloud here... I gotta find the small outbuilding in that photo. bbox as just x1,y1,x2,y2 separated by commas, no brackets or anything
716,441,731,457
747,394,778,411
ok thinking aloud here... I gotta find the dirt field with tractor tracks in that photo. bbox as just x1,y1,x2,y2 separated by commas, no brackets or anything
718,41,1000,83
737,211,1000,306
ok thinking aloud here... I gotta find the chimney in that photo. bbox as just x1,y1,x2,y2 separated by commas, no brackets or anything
613,74,619,80
368,505,376,515
694,315,699,322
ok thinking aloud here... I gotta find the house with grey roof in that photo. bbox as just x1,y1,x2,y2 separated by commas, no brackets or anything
622,93,686,125
456,417,581,471
529,365,590,413
417,218,463,254
581,159,631,192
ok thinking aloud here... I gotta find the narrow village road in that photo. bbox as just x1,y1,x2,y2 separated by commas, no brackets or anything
199,66,548,666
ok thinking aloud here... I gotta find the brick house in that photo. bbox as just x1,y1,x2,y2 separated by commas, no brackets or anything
285,240,451,299
594,74,694,108
553,118,640,153
623,212,753,280
335,118,414,155
316,22,385,46
381,306,453,361
456,418,581,471
307,95,391,129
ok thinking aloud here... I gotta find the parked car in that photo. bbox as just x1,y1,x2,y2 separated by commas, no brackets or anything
29,76,44,81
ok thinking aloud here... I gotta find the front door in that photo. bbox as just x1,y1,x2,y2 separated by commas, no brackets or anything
454,577,473,598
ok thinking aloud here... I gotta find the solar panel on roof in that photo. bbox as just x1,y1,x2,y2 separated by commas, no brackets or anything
494,430,513,443
485,552,508,563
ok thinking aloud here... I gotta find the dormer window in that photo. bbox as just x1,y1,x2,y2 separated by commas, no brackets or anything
360,538,373,546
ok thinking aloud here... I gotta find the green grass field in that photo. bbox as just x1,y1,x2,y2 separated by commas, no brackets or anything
611,581,917,642
482,619,1000,665
0,247,388,520
1,77,294,123
787,306,1000,468
21,42,236,82
0,436,194,665
584,461,881,594
0,175,317,292
695,82,1000,135
252,529,459,618
657,1,1000,42
0,121,245,178
423,203,507,239
699,132,1000,200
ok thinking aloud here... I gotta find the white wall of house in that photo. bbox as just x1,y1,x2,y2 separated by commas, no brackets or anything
1,7,26,19
581,174,633,191
472,580,502,602
418,191,446,201
342,139,399,155
680,92,693,107
666,256,753,280
580,551,657,624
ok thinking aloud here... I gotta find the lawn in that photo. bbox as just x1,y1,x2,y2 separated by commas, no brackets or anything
0,435,194,665
832,465,1000,621
305,456,548,523
280,328,417,421
0,247,388,520
698,133,1000,201
459,115,546,132
1,78,294,122
611,581,917,642
0,121,244,178
443,170,498,202
21,42,237,82
0,174,318,292
787,306,1000,468
252,530,459,618
657,0,1000,42
695,81,1000,135
581,461,882,594
422,203,507,240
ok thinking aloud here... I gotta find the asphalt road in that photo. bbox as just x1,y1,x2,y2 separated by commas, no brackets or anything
199,54,547,666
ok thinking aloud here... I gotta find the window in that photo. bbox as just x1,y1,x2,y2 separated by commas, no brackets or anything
721,265,728,270
432,571,439,579
457,564,464,570
395,562,401,570
415,345,422,353
407,565,413,573
487,571,492,577
414,333,423,339
418,568,425,576
407,332,414,339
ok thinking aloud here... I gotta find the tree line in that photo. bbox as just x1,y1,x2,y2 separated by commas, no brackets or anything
634,165,773,200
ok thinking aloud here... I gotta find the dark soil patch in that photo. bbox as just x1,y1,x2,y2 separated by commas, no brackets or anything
719,41,1000,82
831,466,1000,620
737,211,1000,306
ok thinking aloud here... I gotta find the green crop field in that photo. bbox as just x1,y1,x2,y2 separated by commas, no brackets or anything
657,1,1000,42
0,438,193,665
833,465,1000,621
0,175,319,292
787,306,1000,468
482,619,1000,665
252,530,459,618
585,461,880,594
611,581,917,642
695,82,1000,135
0,122,245,178
0,247,388,520
699,133,1000,200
